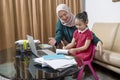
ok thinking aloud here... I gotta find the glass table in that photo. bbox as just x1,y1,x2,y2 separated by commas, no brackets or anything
0,46,80,80
0,47,16,79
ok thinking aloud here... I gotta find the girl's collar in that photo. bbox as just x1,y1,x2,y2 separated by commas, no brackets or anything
78,27,88,33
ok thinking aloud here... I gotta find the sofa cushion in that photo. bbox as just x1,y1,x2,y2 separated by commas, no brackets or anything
112,24,120,53
92,23,119,50
94,50,120,68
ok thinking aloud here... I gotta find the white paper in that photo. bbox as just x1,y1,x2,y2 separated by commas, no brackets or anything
39,44,52,49
56,49,68,54
34,56,77,69
43,58,77,69
34,57,48,67
15,40,40,44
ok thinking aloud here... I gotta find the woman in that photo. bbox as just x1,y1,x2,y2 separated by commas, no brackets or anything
49,4,102,53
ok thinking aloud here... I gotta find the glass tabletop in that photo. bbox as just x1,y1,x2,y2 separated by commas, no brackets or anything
0,47,16,79
0,46,80,80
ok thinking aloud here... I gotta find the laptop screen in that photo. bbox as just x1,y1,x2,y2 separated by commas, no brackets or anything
27,35,38,57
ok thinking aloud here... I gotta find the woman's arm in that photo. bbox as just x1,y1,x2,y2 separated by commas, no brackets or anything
92,32,102,45
49,20,63,46
55,19,64,44
92,32,103,55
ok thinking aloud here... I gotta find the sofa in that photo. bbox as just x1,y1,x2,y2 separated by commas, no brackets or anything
92,23,120,74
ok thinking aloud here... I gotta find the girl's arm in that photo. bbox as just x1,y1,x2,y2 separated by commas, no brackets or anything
64,38,76,49
69,39,91,54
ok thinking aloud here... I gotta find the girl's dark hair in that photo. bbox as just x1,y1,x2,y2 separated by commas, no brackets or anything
75,11,88,23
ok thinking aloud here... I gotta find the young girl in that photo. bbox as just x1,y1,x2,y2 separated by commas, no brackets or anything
64,11,94,66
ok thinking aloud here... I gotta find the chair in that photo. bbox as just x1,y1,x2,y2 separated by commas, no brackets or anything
77,45,99,80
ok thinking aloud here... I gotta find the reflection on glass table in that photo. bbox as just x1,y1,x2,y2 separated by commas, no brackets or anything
0,47,16,79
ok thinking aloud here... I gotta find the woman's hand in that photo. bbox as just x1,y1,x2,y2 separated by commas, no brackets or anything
96,41,103,55
48,37,56,46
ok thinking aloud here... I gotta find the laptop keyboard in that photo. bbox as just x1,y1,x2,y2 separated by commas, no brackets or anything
40,49,55,54
37,50,46,57
37,49,55,57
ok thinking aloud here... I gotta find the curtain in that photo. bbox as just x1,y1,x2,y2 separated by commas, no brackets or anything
0,0,82,51
0,0,82,77
0,1,82,78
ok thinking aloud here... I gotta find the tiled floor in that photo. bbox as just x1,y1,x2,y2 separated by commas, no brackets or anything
65,63,120,80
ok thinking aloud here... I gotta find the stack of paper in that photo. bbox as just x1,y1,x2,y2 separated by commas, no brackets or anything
38,44,52,49
15,40,40,44
44,58,77,69
34,55,77,70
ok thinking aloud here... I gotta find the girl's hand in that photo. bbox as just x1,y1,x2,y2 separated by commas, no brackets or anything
63,46,66,49
68,49,76,56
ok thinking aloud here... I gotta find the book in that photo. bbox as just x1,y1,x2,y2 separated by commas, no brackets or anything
43,54,66,60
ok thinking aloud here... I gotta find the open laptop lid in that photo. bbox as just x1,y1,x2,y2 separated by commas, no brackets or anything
27,35,39,57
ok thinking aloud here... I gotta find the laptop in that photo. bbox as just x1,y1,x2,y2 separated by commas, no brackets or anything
27,35,55,57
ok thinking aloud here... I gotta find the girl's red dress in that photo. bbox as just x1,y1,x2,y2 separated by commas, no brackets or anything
73,29,93,66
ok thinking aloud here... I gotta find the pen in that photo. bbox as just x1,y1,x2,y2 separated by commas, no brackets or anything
61,40,65,47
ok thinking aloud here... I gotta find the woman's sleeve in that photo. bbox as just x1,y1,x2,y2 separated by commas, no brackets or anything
92,32,101,46
55,19,64,45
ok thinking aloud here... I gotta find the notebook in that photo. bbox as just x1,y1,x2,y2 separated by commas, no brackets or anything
43,54,66,60
27,35,55,57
